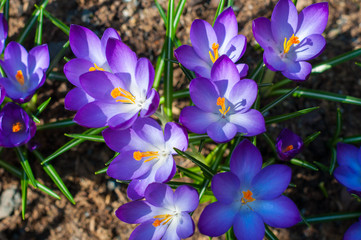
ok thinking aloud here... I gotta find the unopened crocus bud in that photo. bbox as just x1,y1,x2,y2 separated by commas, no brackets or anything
276,128,303,161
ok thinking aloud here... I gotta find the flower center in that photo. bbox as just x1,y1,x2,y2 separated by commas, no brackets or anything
89,63,105,71
282,145,294,153
111,87,136,104
283,34,300,54
217,97,230,117
241,190,255,205
209,43,219,63
15,70,25,86
133,151,159,162
152,214,173,227
12,122,23,133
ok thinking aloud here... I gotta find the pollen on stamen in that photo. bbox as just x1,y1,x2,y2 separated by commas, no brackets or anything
111,87,136,104
89,63,105,71
209,43,219,63
12,122,23,133
15,70,25,86
283,34,300,54
241,190,255,204
282,145,294,153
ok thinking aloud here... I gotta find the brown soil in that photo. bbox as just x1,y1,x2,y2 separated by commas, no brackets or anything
1,0,361,239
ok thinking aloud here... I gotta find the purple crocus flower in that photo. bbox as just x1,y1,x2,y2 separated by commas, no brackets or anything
174,7,248,79
0,42,49,103
64,25,121,111
0,13,8,54
198,140,301,239
344,217,361,240
276,128,303,161
252,0,328,81
0,102,36,148
72,38,159,129
103,117,188,200
116,183,199,240
180,56,265,143
0,85,5,105
334,143,361,192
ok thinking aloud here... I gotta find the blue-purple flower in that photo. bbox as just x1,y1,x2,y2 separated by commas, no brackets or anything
174,7,248,79
0,85,5,105
64,25,121,111
0,13,8,54
180,56,265,143
252,0,328,81
198,139,301,239
103,117,188,200
334,143,361,192
276,128,303,161
116,183,198,240
0,42,49,103
344,217,361,240
72,38,159,129
0,102,36,148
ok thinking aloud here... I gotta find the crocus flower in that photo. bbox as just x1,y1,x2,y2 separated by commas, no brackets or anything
198,139,301,239
334,143,361,192
103,117,188,200
116,183,199,240
180,56,265,143
0,42,49,103
0,13,8,54
64,25,121,111
276,128,303,161
72,38,159,129
252,0,328,80
174,7,248,79
0,102,36,148
0,85,5,105
344,217,361,240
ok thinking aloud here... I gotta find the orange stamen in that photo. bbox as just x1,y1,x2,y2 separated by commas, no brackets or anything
15,70,25,86
283,34,300,54
133,151,159,162
111,87,136,104
209,43,219,63
216,97,230,116
12,122,23,133
282,145,294,153
241,190,255,204
152,214,173,227
89,63,105,71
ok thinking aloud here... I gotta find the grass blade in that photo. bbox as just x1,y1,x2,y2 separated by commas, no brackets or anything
34,6,44,45
64,133,105,142
290,158,319,171
37,119,75,131
213,0,225,25
21,170,28,220
265,107,319,124
46,41,70,75
15,147,37,187
42,8,70,35
261,86,299,114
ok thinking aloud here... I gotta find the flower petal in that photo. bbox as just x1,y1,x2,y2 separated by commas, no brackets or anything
271,0,298,43
2,42,28,77
115,200,153,224
108,110,139,129
130,220,166,240
154,155,176,182
63,58,94,87
164,122,188,154
337,143,361,170
100,27,121,57
228,79,258,112
233,211,265,240
334,166,361,191
106,38,137,75
296,2,329,40
294,34,326,61
189,77,220,112
254,196,301,228
221,35,247,63
251,164,292,200
139,89,159,118
344,220,361,240
28,44,49,73
212,172,240,203
173,185,199,212
252,17,277,49
190,19,217,64
230,139,262,186
207,120,237,143
213,7,238,48
64,87,94,111
135,58,154,98
176,212,195,239
145,182,174,208
131,117,165,149
198,202,237,237
179,106,219,134
237,64,249,79
128,173,157,200
281,61,312,81
263,46,287,71
228,109,266,137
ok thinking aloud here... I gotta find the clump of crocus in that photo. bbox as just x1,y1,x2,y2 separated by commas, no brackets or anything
116,183,199,240
276,128,303,161
252,0,328,80
0,42,49,103
103,117,188,200
72,38,159,129
0,13,8,54
344,217,361,240
0,102,36,148
174,7,248,79
180,56,265,143
64,25,121,111
198,140,301,239
334,143,361,192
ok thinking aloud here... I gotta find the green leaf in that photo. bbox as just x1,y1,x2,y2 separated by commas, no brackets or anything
34,6,44,45
262,133,277,158
176,165,203,182
213,0,225,26
46,41,70,75
105,152,120,166
33,150,75,205
48,72,68,81
290,158,319,171
15,147,37,187
341,135,361,144
95,167,108,175
250,61,265,80
265,107,319,124
159,89,189,104
304,131,321,146
42,8,70,35
265,225,279,240
332,108,342,145
65,133,105,142
227,0,234,7
329,147,337,175
298,212,361,224
21,170,28,220
35,97,51,116
225,227,236,240
37,119,75,130
312,161,329,172
260,86,299,114
154,0,167,26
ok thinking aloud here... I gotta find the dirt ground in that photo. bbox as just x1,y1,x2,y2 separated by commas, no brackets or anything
1,0,361,239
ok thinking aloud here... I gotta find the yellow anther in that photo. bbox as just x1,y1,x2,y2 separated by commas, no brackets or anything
209,43,219,63
111,87,136,104
283,34,300,54
241,190,255,204
15,70,25,86
216,97,230,116
89,63,105,71
133,151,159,162
152,214,173,227
282,145,294,153
12,122,23,133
